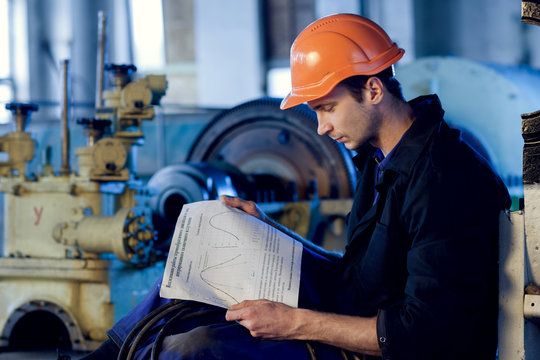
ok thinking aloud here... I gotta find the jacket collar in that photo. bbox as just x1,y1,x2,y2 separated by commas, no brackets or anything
352,94,445,177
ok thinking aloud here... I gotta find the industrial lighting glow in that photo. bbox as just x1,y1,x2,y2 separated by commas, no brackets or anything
130,0,166,70
267,67,291,98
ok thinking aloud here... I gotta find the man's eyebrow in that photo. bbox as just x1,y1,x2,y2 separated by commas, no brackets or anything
310,101,335,111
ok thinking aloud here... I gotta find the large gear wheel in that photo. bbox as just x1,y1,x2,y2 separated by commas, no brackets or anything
187,98,357,200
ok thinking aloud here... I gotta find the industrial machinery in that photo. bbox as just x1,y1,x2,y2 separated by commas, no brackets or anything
0,10,358,352
0,56,167,351
148,97,357,254
0,94,356,353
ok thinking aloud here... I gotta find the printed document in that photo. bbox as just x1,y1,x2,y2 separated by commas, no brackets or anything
160,200,303,309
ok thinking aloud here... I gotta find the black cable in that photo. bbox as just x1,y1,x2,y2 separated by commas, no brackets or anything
117,299,183,360
119,299,323,360
149,307,195,360
150,306,225,360
305,342,318,360
125,301,199,360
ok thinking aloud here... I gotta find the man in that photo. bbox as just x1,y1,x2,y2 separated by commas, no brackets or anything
85,13,510,360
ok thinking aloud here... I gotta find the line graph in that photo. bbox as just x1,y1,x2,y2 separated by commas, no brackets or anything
208,211,241,248
199,253,247,304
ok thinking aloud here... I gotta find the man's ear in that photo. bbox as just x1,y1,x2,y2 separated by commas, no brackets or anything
366,77,384,105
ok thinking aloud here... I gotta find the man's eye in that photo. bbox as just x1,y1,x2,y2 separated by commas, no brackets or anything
323,105,335,112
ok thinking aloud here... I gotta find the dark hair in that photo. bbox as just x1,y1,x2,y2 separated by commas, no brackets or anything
339,67,405,103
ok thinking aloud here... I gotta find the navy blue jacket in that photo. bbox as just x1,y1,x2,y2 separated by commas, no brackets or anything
336,95,510,359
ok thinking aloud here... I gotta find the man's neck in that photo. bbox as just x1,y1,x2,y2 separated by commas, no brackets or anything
376,99,414,156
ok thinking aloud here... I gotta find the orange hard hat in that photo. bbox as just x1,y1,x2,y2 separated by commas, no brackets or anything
280,13,404,110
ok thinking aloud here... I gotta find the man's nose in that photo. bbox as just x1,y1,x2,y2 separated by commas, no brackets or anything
317,115,332,135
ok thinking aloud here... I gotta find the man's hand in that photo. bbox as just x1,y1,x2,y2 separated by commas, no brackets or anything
226,299,381,356
219,195,270,224
225,299,302,340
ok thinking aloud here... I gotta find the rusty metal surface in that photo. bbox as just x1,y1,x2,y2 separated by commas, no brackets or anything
522,110,540,184
522,1,540,26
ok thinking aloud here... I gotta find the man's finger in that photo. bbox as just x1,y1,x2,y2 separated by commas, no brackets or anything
219,194,236,204
225,308,239,321
229,299,264,310
219,195,247,210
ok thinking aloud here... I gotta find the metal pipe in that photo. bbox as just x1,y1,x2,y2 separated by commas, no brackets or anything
52,207,155,264
95,11,107,108
14,109,25,133
60,59,71,175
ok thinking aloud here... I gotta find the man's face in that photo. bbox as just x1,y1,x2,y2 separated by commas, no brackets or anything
308,84,380,150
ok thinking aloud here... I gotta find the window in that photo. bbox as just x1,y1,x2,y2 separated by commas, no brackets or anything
263,0,315,98
129,0,166,71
